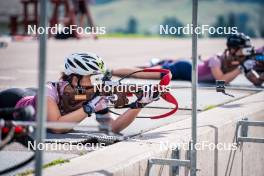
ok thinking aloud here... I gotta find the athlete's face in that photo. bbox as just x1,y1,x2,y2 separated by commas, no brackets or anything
71,75,92,87
80,75,92,87
227,48,246,66
229,48,244,57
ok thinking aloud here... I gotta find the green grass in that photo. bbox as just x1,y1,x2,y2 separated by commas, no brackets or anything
16,159,70,176
203,105,217,111
100,33,161,38
42,159,69,169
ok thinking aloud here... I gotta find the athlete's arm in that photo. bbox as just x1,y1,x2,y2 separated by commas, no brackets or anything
245,71,264,86
110,84,160,133
110,109,141,133
211,66,241,84
47,97,87,133
112,67,162,79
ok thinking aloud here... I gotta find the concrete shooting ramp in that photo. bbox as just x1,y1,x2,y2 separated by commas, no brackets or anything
43,90,264,176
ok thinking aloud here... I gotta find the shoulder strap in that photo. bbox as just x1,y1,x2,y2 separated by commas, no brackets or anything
48,81,64,114
56,82,66,115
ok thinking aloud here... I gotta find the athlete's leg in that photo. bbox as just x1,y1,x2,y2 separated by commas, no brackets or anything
171,60,192,81
0,88,30,120
0,88,37,118
112,66,162,79
0,88,27,108
162,60,192,81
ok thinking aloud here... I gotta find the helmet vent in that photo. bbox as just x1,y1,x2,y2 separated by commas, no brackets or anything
67,59,76,68
82,58,89,62
81,55,96,60
91,61,99,67
85,63,97,70
74,58,88,71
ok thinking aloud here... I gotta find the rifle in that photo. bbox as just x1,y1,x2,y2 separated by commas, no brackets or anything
243,48,264,83
251,54,264,73
71,69,178,119
0,106,35,175
222,47,264,74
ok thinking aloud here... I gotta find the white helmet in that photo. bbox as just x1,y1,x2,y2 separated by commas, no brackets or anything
64,52,106,75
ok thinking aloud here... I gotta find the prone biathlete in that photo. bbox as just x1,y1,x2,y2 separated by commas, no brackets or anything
0,53,160,133
112,33,264,86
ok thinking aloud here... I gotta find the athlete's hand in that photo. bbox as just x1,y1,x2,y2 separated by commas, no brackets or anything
83,96,108,116
112,92,129,108
130,85,160,109
240,59,256,74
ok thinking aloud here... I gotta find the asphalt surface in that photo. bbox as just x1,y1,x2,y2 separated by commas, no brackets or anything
0,38,263,175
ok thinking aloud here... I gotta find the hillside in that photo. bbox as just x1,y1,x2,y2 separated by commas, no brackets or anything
0,0,262,36
90,0,263,36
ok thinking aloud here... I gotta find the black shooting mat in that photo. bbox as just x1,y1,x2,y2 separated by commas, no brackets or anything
44,129,125,145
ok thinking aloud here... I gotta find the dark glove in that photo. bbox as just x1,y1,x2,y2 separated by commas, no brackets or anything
240,59,256,74
112,92,129,108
